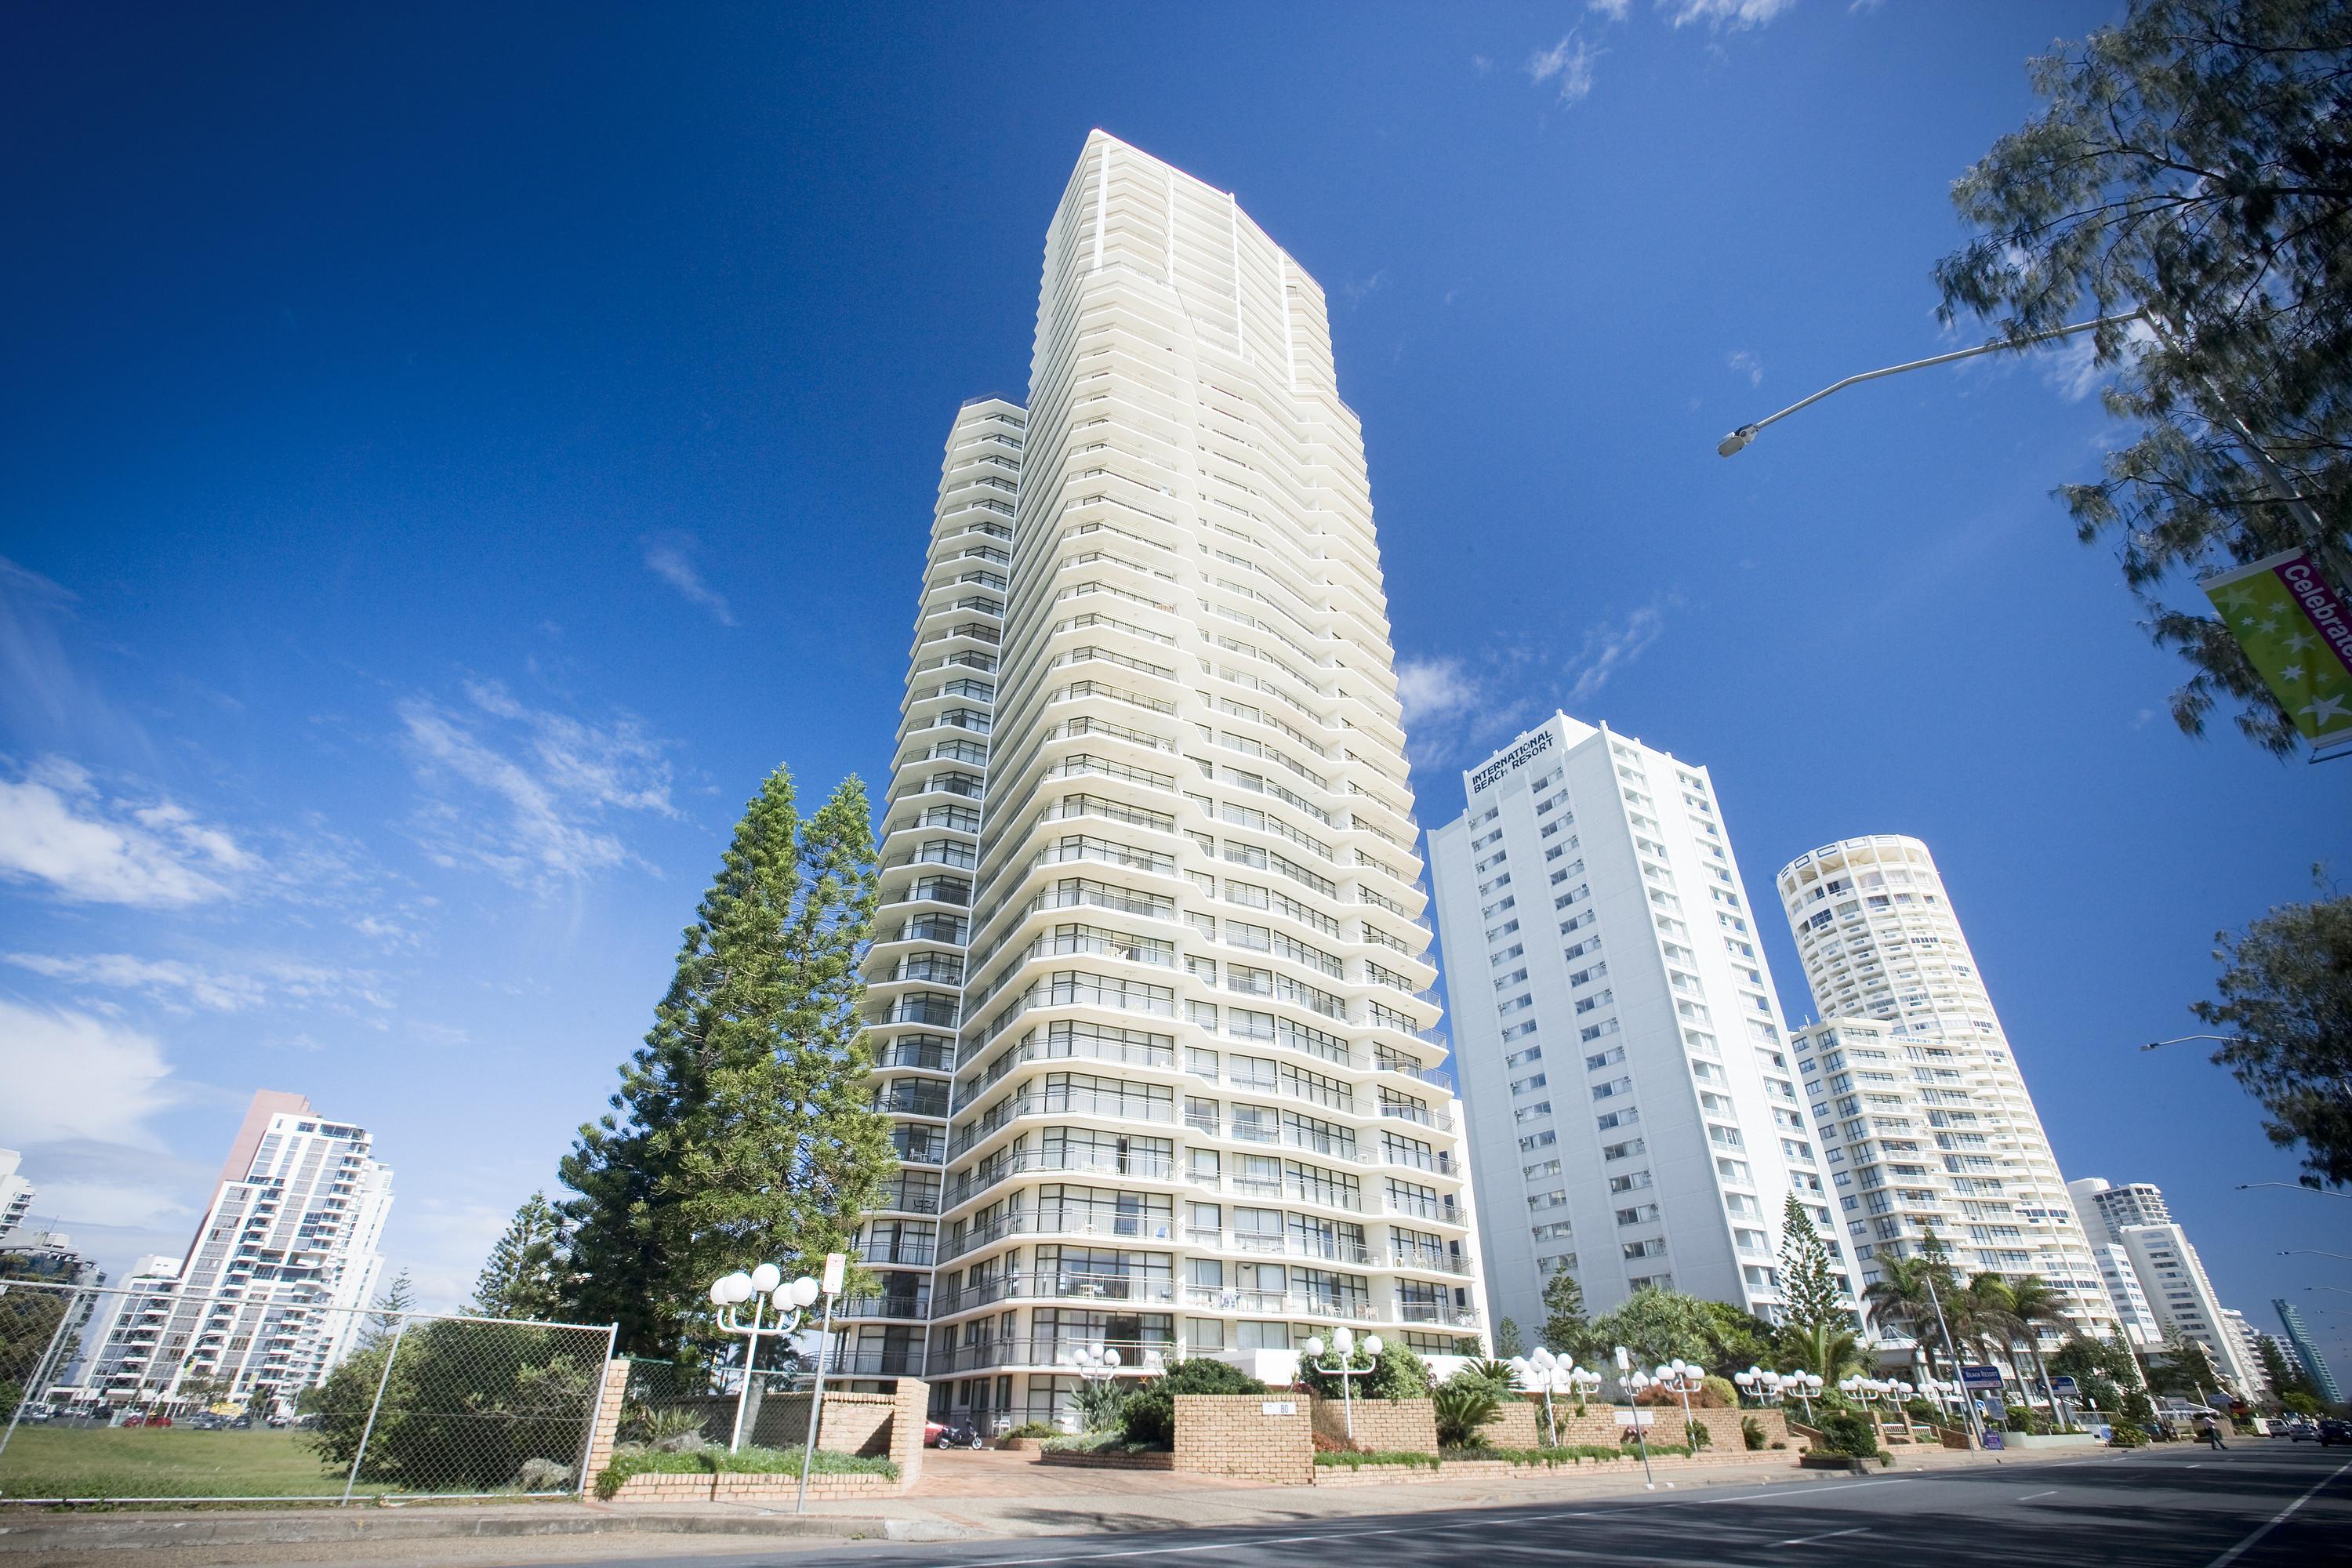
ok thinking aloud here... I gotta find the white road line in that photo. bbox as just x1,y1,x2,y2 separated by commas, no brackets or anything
2205,1457,2352,1568
1773,1526,1867,1548
909,1477,1923,1568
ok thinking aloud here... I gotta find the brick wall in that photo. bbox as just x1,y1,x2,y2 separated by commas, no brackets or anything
583,1359,632,1486
1174,1394,1312,1485
752,1390,898,1454
1489,1399,1544,1449
1542,1404,1796,1453
1311,1395,1437,1454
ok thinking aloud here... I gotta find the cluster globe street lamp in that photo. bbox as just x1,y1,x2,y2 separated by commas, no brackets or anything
1650,1359,1707,1450
1508,1346,1602,1446
1735,1365,1819,1417
709,1252,844,1513
1056,1342,1123,1434
1301,1327,1381,1440
1839,1375,1911,1443
710,1265,821,1454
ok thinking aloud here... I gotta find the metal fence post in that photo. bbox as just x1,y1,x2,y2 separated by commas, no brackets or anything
341,1316,408,1504
0,1283,84,1469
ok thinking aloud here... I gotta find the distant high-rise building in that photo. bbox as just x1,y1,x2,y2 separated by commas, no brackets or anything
1429,715,1819,1335
2071,1178,2254,1393
1775,837,2114,1338
847,132,1484,1427
2274,1298,2344,1403
0,1148,34,1241
2220,1308,2270,1398
89,1091,393,1411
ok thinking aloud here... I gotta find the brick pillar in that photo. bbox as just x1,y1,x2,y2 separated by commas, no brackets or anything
582,1359,632,1494
888,1377,928,1490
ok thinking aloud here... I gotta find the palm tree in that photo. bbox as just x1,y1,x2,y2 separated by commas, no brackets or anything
1779,1318,1866,1384
2000,1276,2076,1405
1956,1273,2023,1398
1860,1256,1941,1377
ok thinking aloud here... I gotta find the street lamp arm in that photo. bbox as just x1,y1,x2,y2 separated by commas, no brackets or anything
2141,1034,2245,1051
1717,310,2145,457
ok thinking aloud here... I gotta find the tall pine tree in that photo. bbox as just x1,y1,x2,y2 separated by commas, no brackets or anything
469,1192,570,1321
1776,1193,1859,1380
557,765,893,1356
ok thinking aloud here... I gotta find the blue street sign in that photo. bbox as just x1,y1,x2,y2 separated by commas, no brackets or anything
2049,1376,2078,1395
1959,1365,2005,1389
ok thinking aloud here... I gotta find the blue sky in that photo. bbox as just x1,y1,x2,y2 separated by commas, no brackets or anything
2,3,2345,1363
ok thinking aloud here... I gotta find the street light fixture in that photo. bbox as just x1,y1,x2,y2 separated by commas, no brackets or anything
709,1265,822,1454
1511,1346,1599,1446
1714,311,2146,460
2282,1250,2352,1262
2140,1034,2245,1052
2238,1183,2352,1198
1057,1342,1123,1432
1300,1327,1382,1441
1653,1359,1705,1450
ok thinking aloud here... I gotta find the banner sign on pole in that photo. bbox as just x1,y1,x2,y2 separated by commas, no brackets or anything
2201,548,2352,760
1958,1365,2005,1390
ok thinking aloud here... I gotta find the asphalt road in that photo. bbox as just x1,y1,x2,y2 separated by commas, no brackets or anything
532,1443,2352,1568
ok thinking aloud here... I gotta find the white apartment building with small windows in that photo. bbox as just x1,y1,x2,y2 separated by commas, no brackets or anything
1429,715,1824,1338
0,1148,34,1242
1775,837,2115,1340
88,1091,393,1412
2070,1177,2258,1393
847,132,1486,1426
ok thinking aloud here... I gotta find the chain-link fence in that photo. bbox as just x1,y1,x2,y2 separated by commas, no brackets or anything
0,1280,615,1504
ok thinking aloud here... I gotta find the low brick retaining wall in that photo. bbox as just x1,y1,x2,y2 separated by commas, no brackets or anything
1312,1449,1798,1487
1311,1395,1436,1454
1040,1447,1177,1469
606,1469,906,1503
1176,1394,1313,1485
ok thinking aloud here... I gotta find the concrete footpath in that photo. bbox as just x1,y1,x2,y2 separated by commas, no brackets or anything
0,1443,2089,1568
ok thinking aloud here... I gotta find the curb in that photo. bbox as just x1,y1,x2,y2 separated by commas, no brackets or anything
0,1509,971,1554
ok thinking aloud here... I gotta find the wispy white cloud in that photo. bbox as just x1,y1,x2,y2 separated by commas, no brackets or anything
0,999,179,1150
1728,350,1764,387
2,948,396,1018
0,557,145,757
3,952,266,1011
1587,0,1632,19
1470,53,1494,74
1340,270,1388,307
643,533,736,626
397,681,677,887
1566,601,1670,703
1661,0,1799,27
1396,658,1483,732
0,758,254,907
1526,31,1602,105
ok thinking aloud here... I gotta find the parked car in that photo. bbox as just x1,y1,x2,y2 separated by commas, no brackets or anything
2286,1417,2321,1441
2318,1417,2352,1447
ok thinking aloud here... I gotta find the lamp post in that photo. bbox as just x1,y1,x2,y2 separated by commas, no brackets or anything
1301,1327,1381,1441
2239,1183,2352,1199
709,1264,821,1455
1839,1376,1893,1446
2282,1250,2352,1262
1713,311,2147,459
1616,1349,1657,1491
1654,1359,1704,1450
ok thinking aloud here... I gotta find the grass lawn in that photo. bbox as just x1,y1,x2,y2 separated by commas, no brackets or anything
0,1427,351,1500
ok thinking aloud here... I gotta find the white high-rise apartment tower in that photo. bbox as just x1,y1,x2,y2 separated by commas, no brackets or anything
89,1091,393,1411
1775,837,2114,1338
1429,716,1825,1338
2070,1177,2258,1392
851,134,1484,1427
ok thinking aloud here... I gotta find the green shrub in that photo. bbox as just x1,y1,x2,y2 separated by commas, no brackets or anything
1118,1358,1266,1447
2107,1422,2150,1449
1313,1449,1440,1469
1816,1410,1881,1459
1070,1377,1129,1432
1740,1415,1766,1451
1685,1418,1713,1450
1003,1421,1056,1439
1433,1374,1504,1447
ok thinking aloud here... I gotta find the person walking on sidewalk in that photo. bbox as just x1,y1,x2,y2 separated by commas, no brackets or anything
2197,1414,2227,1451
